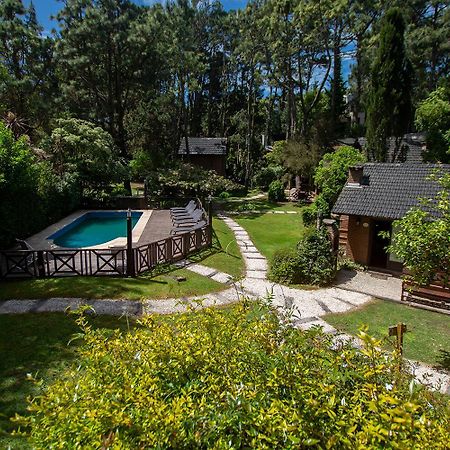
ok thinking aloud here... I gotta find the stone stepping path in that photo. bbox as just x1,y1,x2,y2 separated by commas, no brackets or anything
227,210,301,215
217,213,372,321
173,260,234,284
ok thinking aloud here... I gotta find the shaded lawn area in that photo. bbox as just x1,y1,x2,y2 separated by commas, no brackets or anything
236,211,307,260
0,313,136,449
191,217,244,278
217,198,304,213
0,268,223,301
326,299,450,368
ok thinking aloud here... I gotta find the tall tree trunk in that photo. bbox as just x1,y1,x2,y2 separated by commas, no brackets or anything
330,25,342,137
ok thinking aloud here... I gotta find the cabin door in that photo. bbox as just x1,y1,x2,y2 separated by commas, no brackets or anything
369,220,392,268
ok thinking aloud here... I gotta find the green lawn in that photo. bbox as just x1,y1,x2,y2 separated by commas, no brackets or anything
217,198,304,213
326,299,450,368
236,211,307,260
191,217,244,278
0,313,136,449
0,268,223,301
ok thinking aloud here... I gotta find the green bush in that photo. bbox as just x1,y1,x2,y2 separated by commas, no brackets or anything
252,164,284,190
146,162,241,198
235,201,260,212
296,227,336,285
269,228,336,286
0,124,80,247
218,191,231,199
301,202,318,226
314,145,366,211
268,179,285,202
18,304,450,448
268,248,302,284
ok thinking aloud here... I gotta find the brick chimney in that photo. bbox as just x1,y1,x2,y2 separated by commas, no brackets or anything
348,165,364,184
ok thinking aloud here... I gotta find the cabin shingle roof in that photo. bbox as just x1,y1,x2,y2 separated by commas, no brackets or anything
179,137,227,155
332,163,450,220
336,133,426,163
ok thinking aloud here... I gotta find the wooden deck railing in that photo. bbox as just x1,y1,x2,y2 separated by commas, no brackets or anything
0,224,212,280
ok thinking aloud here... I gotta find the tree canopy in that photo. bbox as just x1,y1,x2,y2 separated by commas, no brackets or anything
365,7,413,162
1,0,448,190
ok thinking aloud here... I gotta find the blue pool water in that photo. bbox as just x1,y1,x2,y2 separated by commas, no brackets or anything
48,211,142,248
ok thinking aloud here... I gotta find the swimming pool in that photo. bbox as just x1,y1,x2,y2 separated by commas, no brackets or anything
48,211,143,248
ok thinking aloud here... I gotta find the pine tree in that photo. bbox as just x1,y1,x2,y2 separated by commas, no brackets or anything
0,0,53,132
365,8,413,162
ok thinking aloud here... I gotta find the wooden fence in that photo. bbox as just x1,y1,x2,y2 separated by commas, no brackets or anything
401,273,450,311
0,224,211,280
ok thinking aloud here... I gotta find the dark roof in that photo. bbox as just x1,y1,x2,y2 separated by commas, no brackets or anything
179,137,227,155
336,133,426,163
332,163,450,220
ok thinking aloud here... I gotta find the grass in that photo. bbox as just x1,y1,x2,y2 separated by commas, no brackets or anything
235,211,307,260
0,268,224,301
191,217,244,279
217,198,304,213
326,299,450,368
0,313,136,449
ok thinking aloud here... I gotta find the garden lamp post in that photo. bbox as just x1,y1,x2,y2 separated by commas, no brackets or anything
126,208,135,277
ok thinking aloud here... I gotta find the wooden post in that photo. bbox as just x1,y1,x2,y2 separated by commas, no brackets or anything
126,209,135,277
207,194,213,225
37,250,45,278
389,323,407,356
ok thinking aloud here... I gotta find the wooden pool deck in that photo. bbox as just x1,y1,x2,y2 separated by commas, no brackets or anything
137,210,172,246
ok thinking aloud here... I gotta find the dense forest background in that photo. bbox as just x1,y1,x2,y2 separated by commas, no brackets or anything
1,0,449,184
0,0,449,248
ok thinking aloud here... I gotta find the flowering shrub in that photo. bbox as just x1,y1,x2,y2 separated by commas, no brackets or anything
17,303,449,448
145,162,241,197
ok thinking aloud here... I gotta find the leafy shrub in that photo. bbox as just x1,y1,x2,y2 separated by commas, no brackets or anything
338,256,366,271
235,201,260,212
296,227,336,285
0,124,42,246
252,164,284,190
314,145,366,210
268,248,302,284
268,179,285,202
269,228,336,286
218,191,230,199
302,202,318,226
43,118,127,189
110,184,131,197
0,124,80,247
18,303,450,448
146,162,241,198
387,172,450,286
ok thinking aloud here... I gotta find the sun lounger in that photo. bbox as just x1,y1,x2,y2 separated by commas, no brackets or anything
171,204,199,218
16,239,34,251
170,220,207,235
172,210,204,225
170,200,196,213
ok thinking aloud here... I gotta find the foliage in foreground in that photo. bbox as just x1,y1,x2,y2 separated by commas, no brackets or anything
17,303,449,449
269,228,336,286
